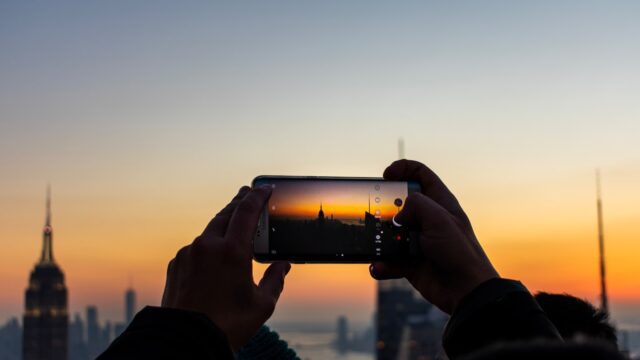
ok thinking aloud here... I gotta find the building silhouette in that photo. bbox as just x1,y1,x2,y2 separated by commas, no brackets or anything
595,170,609,314
86,307,100,358
68,313,88,360
23,187,69,360
336,316,349,353
124,288,136,325
0,318,22,360
375,140,447,359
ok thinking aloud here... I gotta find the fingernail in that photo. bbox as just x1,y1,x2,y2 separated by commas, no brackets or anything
392,216,402,227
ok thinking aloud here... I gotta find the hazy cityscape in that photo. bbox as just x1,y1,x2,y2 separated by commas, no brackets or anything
2,1,640,359
1,164,638,359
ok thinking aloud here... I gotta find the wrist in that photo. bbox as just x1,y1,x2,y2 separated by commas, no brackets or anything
449,271,500,313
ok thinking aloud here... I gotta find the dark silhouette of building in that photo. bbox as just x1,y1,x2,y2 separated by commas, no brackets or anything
375,140,449,360
125,288,136,325
376,286,431,359
318,203,325,221
68,314,87,360
86,307,100,359
23,187,69,360
595,170,609,314
336,316,349,354
101,322,112,350
0,318,22,360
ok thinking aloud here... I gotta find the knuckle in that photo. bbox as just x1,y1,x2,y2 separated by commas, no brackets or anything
175,245,191,260
191,236,203,248
166,259,175,275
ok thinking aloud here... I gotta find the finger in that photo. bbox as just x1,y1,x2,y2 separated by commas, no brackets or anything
202,186,251,238
369,262,412,280
258,262,291,304
384,159,466,220
161,259,176,306
394,192,454,231
224,185,272,251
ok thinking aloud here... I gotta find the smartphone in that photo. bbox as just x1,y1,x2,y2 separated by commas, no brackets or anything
252,176,422,263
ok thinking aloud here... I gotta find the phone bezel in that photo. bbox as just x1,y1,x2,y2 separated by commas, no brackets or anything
252,175,421,263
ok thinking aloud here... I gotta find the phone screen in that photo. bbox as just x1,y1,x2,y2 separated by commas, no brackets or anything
252,177,420,263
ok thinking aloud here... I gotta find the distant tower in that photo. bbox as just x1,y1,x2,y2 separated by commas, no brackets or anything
376,140,433,359
125,288,136,324
336,316,349,353
318,203,325,220
86,306,100,358
23,186,69,360
596,170,609,314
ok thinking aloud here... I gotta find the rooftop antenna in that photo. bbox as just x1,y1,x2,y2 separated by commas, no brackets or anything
398,138,405,159
40,184,54,264
596,169,609,314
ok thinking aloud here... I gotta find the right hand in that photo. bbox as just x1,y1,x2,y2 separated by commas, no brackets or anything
370,160,499,314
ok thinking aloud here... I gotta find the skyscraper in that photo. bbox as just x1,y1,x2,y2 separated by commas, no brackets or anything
336,316,349,353
375,140,443,359
68,313,88,360
23,187,69,360
86,307,100,359
124,288,136,325
596,170,609,314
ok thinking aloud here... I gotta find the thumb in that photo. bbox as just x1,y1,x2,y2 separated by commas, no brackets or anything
258,262,291,304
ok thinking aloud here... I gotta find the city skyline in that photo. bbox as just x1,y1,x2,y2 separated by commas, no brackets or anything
1,0,640,333
267,180,407,220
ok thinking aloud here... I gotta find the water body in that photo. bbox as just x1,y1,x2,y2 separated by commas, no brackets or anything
277,330,373,360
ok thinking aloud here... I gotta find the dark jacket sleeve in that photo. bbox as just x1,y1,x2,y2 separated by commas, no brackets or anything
97,306,234,360
442,278,562,359
237,325,299,360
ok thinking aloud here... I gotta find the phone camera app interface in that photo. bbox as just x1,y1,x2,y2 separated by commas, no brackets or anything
265,180,410,259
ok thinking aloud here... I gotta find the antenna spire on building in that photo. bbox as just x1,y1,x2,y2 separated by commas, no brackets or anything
398,138,405,159
596,169,609,314
41,185,54,264
45,183,51,227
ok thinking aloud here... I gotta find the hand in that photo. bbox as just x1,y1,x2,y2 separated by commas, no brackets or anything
161,186,291,352
370,160,499,314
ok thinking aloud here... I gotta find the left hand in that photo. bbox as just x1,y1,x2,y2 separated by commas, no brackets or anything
161,185,291,352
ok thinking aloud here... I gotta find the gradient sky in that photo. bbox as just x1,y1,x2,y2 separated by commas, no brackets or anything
1,1,639,329
267,180,406,220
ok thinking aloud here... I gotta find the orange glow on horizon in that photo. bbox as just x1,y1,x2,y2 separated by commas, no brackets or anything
271,202,400,220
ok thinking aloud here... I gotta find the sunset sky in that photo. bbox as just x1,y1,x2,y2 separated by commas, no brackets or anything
1,1,639,330
264,179,407,220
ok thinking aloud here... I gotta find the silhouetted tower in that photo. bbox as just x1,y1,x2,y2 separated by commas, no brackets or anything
596,170,609,314
336,316,349,353
318,203,325,221
125,288,136,324
23,186,69,360
376,140,431,359
86,306,100,358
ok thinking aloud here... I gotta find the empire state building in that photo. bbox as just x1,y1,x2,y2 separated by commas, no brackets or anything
23,188,68,360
